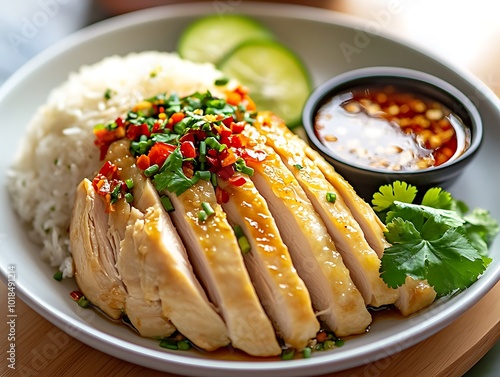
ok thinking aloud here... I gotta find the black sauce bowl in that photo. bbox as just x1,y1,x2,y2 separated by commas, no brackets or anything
302,67,484,201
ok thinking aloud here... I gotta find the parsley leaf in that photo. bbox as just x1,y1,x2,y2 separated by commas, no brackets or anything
421,187,453,209
372,181,417,222
152,148,198,196
381,220,489,295
463,208,500,256
372,181,498,297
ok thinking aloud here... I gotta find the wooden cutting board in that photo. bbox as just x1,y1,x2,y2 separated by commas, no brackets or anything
1,280,498,377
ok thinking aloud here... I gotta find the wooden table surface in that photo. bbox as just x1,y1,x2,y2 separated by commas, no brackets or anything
2,1,500,376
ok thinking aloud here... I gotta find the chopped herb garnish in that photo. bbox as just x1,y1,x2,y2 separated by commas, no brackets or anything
326,192,337,203
237,235,251,254
159,338,178,350
94,89,265,201
233,224,244,238
303,347,312,359
293,163,303,170
53,271,63,281
144,164,159,177
177,340,191,350
77,296,90,308
195,170,211,181
153,149,197,196
214,77,229,86
281,348,295,360
198,210,208,222
104,88,113,100
125,178,134,189
159,335,191,351
160,195,174,212
201,202,215,217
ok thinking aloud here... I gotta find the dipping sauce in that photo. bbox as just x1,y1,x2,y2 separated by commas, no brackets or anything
314,85,471,171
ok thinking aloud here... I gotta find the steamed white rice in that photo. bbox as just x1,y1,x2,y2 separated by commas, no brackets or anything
8,51,232,278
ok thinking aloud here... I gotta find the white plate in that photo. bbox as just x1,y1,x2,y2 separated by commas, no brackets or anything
1,3,499,377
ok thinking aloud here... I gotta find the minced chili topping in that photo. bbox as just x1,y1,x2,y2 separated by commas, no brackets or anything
92,85,265,207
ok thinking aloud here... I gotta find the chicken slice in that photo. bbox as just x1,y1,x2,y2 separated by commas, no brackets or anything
253,113,399,307
300,140,437,315
118,207,175,338
241,127,371,336
163,178,281,356
218,174,321,348
70,179,126,319
106,140,230,350
133,204,230,350
304,146,389,256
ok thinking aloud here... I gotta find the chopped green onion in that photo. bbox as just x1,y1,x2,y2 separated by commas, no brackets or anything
334,339,345,347
199,140,207,162
198,210,208,222
326,192,337,203
201,202,215,216
211,172,218,187
238,235,251,254
159,338,178,350
322,340,336,350
173,118,189,134
205,136,225,152
53,271,63,281
177,340,191,350
144,164,159,177
160,195,174,212
233,224,244,238
214,77,229,86
110,184,121,204
241,165,254,176
293,164,303,170
125,193,134,203
104,88,113,100
235,158,254,176
303,347,312,359
139,134,148,142
196,170,211,181
125,178,134,189
77,296,90,308
281,348,295,360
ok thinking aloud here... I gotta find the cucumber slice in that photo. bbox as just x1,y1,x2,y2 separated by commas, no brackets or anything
219,40,312,127
178,14,273,64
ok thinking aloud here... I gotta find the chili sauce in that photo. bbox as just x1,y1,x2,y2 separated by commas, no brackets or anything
314,85,471,171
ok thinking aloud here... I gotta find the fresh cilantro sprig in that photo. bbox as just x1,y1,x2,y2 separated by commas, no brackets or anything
153,148,199,196
372,181,498,296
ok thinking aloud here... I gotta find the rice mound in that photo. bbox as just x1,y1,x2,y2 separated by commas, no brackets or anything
8,51,230,278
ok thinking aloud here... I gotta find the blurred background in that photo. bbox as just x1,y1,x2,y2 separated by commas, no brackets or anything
0,0,498,375
1,0,499,94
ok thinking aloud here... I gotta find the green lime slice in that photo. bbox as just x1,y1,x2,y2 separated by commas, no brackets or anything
178,14,273,64
219,39,312,127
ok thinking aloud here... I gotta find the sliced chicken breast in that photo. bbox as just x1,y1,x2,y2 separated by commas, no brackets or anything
253,113,398,307
256,114,436,315
70,178,126,319
106,140,230,350
218,174,320,349
166,179,281,356
395,277,437,316
118,207,175,338
307,148,437,316
310,151,437,316
242,127,371,337
304,146,390,256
